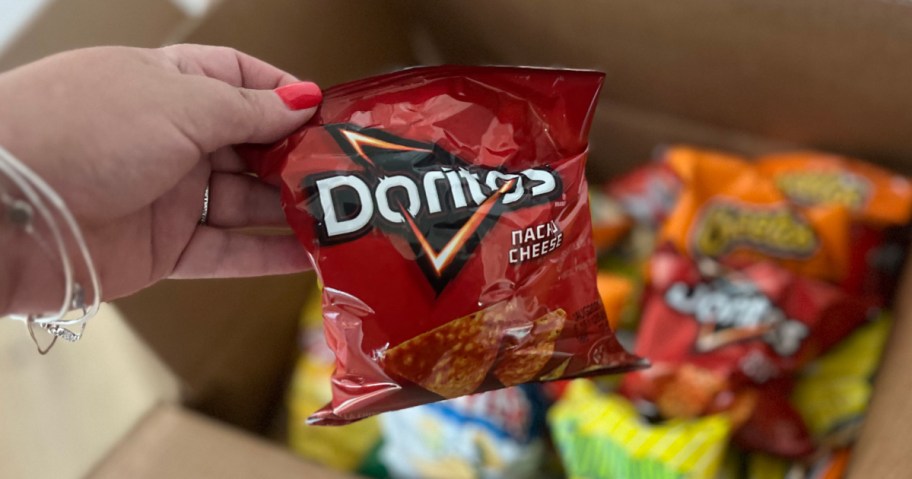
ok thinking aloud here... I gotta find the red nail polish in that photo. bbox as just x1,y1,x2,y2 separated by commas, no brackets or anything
275,81,322,110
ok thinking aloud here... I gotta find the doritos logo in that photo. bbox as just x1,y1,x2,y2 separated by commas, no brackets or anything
774,171,871,211
304,124,563,291
691,200,818,259
664,278,808,356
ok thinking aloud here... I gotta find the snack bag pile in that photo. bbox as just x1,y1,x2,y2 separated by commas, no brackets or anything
755,152,912,300
271,67,908,478
546,146,909,478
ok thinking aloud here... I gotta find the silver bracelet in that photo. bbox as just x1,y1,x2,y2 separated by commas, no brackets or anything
0,145,101,354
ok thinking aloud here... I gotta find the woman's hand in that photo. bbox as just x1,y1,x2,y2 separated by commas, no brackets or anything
0,44,322,314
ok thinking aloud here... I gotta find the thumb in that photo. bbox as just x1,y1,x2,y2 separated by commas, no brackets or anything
202,80,322,149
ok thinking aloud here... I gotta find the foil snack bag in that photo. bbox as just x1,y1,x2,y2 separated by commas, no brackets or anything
624,250,873,396
549,380,732,479
757,151,912,301
378,385,548,479
660,147,851,282
756,151,912,226
249,66,643,425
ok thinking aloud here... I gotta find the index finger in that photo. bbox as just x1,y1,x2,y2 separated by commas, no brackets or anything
160,44,299,89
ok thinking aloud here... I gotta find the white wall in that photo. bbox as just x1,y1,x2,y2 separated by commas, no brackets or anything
0,0,216,56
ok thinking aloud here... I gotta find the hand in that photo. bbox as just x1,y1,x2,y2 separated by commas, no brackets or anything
0,44,322,314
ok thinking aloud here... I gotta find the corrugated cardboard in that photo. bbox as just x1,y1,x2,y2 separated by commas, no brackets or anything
180,0,415,85
399,0,912,177
88,405,354,479
845,258,912,478
0,306,178,479
113,274,314,433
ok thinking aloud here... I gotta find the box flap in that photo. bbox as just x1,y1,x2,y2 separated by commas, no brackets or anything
847,255,912,478
0,306,179,479
87,405,357,479
114,274,314,433
401,0,912,173
588,99,800,179
179,0,416,84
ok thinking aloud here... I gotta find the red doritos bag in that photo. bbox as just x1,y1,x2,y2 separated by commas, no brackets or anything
607,157,681,227
249,66,644,425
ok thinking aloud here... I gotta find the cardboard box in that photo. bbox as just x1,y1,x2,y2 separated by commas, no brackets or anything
397,0,912,180
0,306,179,479
179,0,415,85
4,1,911,477
113,274,315,433
398,2,912,477
87,405,351,479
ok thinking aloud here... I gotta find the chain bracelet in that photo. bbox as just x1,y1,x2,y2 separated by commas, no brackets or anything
0,145,101,354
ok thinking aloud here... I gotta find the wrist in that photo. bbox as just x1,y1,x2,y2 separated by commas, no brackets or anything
0,157,69,316
0,200,27,316
0,200,40,316
0,143,100,351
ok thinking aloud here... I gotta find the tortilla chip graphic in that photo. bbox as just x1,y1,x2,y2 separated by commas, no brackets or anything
494,309,567,387
383,303,509,398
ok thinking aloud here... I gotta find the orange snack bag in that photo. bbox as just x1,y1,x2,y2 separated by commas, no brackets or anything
596,272,633,331
757,151,912,226
660,147,851,281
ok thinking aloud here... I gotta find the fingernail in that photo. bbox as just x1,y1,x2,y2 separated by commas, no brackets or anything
275,81,322,110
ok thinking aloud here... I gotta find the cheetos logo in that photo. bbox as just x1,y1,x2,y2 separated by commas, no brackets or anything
690,200,818,259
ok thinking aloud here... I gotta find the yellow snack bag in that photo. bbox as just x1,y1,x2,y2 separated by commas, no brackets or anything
746,453,792,479
549,380,731,479
793,313,891,446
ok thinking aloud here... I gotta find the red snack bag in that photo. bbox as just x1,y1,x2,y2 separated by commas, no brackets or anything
621,251,872,457
626,250,873,390
732,379,815,459
607,157,682,227
249,66,644,425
